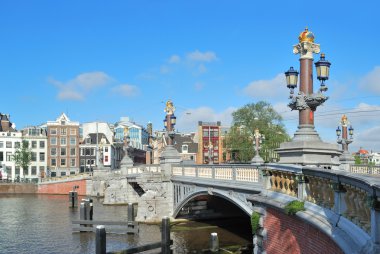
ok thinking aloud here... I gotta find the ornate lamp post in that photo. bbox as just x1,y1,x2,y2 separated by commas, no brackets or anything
336,115,354,168
276,28,341,167
208,142,214,165
160,100,181,164
251,128,265,165
120,135,133,168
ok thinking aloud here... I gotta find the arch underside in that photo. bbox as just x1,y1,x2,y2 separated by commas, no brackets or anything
172,183,254,218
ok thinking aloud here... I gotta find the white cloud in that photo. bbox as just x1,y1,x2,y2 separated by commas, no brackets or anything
49,71,111,101
187,50,218,62
168,55,181,64
112,84,139,97
176,107,236,132
359,66,380,94
243,74,288,100
352,125,380,152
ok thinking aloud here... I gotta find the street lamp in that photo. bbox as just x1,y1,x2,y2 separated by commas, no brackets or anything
284,27,330,132
336,115,354,154
251,128,265,165
163,100,176,145
277,27,341,167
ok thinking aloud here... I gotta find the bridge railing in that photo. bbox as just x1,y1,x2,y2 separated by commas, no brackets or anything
350,164,380,174
126,165,161,175
262,163,380,246
172,164,260,183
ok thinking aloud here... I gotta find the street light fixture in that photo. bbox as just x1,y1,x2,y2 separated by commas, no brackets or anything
314,53,331,92
285,66,299,98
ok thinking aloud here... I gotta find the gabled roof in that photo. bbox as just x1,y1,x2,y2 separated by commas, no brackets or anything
0,113,16,132
173,133,198,153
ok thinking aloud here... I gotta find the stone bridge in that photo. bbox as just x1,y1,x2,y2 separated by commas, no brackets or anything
94,163,380,254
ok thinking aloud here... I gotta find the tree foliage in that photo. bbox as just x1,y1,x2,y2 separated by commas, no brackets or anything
12,140,32,177
225,101,290,162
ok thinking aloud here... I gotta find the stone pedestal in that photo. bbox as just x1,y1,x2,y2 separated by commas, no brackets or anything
251,154,264,165
276,125,341,168
160,145,182,164
339,151,354,171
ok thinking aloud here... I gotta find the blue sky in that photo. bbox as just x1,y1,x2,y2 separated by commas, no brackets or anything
1,1,380,152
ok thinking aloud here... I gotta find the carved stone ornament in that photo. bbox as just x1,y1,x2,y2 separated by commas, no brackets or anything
293,42,320,59
288,92,328,111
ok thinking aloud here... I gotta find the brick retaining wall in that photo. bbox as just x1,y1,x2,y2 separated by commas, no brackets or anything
0,183,37,194
263,207,343,254
38,179,87,195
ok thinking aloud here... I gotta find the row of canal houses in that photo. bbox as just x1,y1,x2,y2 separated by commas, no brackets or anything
0,113,151,182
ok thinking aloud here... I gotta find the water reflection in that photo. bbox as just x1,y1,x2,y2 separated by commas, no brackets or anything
0,194,250,254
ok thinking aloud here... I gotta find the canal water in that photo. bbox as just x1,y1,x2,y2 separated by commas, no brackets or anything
0,194,251,254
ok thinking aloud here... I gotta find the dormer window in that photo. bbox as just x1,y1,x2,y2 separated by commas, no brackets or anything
85,136,92,144
182,145,188,153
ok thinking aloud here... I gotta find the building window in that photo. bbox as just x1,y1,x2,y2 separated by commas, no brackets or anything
39,166,45,174
70,158,75,167
61,128,67,135
31,166,37,175
70,128,76,135
105,156,108,162
60,158,66,167
50,128,57,135
50,148,57,156
182,145,188,153
50,137,57,145
15,142,20,148
39,152,45,162
70,137,76,145
40,141,45,148
6,141,12,148
0,152,3,161
15,166,20,176
70,148,76,156
51,158,56,166
0,141,3,148
60,147,66,156
60,137,67,146
31,152,37,162
105,147,108,152
6,152,12,161
31,141,37,149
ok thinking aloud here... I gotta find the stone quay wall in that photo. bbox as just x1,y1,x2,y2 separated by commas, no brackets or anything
0,183,37,194
263,207,343,254
38,179,87,195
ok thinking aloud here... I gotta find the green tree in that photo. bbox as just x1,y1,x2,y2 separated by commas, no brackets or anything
225,101,290,163
354,155,362,165
12,140,32,179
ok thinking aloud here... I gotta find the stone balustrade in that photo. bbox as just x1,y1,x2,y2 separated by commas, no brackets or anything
172,164,259,183
350,164,380,175
263,164,380,247
126,165,161,174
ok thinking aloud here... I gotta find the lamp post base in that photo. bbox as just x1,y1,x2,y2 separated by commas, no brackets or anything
251,155,264,165
160,145,182,164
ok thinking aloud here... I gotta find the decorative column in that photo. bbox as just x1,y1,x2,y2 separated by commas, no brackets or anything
120,135,133,169
251,128,264,165
336,115,355,170
276,28,341,167
160,100,182,165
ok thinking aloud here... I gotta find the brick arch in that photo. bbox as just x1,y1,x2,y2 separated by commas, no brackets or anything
264,208,344,254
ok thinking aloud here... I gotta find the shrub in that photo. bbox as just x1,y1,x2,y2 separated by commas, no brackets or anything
284,200,305,215
251,211,260,234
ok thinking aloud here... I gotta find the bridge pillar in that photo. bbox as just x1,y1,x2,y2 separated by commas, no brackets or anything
332,182,346,215
370,195,380,251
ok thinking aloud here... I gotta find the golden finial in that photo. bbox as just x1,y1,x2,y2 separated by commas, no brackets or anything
298,27,315,43
341,115,348,126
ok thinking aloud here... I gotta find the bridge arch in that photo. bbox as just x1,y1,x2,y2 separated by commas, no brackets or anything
172,188,254,218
